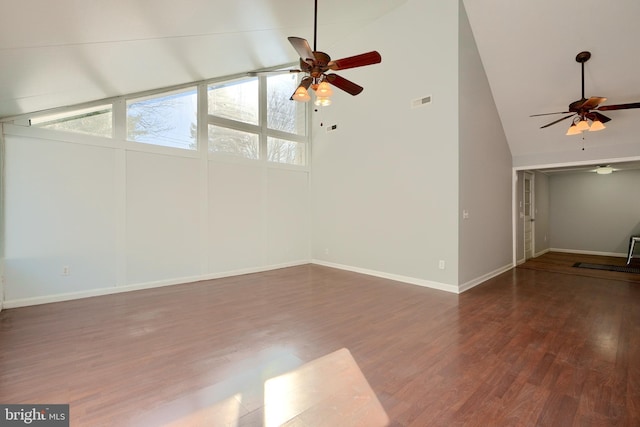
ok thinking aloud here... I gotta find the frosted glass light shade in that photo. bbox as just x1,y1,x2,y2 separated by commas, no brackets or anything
292,86,310,102
589,119,606,131
566,123,581,135
575,119,590,131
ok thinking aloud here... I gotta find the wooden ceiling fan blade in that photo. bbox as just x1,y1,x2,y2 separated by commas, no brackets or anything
589,111,611,123
328,51,382,71
247,69,301,77
325,74,363,96
288,37,315,63
578,96,607,110
597,102,640,111
540,113,575,129
530,111,571,117
300,58,313,72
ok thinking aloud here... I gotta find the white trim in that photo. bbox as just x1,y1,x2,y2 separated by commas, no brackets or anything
0,125,4,312
197,84,210,276
458,263,513,293
524,171,535,260
534,248,550,258
512,169,518,267
2,260,310,309
3,258,520,308
549,248,627,258
3,122,115,149
311,259,459,294
513,155,640,172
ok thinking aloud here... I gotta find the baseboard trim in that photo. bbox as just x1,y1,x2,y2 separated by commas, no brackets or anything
2,260,310,309
550,248,626,258
311,259,458,294
4,258,521,308
458,263,514,293
534,248,550,258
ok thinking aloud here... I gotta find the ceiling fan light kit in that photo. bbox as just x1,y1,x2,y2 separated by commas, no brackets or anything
531,51,640,135
565,115,605,135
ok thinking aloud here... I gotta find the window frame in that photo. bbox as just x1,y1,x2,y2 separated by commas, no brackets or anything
206,73,309,167
3,65,310,169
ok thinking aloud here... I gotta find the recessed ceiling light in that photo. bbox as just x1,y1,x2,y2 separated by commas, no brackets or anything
595,165,613,175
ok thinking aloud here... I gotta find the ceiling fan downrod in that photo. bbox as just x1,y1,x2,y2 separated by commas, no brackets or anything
313,0,318,52
576,51,591,101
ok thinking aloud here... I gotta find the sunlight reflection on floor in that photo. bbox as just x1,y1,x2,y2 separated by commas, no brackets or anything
131,347,388,426
264,348,389,427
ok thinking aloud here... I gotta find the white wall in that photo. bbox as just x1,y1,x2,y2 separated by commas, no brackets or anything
458,1,513,287
311,0,460,291
2,0,520,304
549,169,640,255
5,135,119,302
3,128,310,306
126,151,203,284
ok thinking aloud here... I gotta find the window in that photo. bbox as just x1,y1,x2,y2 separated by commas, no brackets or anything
208,125,259,159
207,74,308,165
21,69,308,166
30,105,112,138
127,87,197,150
208,78,258,125
267,74,306,135
267,137,306,165
265,74,308,165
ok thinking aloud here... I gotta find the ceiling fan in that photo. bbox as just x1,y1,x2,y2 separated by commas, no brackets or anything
531,51,640,135
250,0,381,106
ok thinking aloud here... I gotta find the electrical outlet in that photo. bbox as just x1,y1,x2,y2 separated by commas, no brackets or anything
62,266,70,276
438,260,445,270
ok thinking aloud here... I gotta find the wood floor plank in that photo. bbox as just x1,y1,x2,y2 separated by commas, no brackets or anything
1,252,639,426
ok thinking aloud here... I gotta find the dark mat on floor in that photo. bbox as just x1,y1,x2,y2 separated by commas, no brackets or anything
573,262,640,274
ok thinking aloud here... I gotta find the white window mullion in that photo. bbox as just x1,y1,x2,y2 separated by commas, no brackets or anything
197,83,209,275
259,75,268,163
112,98,126,146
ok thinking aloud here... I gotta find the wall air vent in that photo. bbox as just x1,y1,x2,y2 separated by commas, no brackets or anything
411,95,432,109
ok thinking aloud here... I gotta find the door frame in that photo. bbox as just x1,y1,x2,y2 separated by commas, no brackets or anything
523,172,535,260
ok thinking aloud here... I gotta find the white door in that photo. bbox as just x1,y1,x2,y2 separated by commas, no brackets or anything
524,173,535,260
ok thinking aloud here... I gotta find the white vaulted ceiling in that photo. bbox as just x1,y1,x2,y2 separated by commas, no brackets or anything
0,0,406,117
462,0,640,165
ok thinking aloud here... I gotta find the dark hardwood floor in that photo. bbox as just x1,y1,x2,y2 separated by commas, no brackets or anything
1,252,639,426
